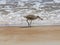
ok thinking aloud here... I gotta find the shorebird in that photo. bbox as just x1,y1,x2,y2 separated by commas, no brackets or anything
24,15,43,27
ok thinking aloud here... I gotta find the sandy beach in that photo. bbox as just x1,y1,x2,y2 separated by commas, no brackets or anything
0,26,60,45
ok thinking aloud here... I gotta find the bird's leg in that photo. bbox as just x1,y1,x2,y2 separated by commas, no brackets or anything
26,19,30,27
29,20,32,27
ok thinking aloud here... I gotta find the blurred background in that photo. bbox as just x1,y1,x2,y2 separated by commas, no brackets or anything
0,0,60,26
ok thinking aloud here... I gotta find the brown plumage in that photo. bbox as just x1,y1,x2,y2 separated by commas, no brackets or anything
24,15,43,20
24,15,43,27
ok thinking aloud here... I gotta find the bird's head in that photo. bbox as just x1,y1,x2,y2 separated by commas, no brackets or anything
37,16,43,20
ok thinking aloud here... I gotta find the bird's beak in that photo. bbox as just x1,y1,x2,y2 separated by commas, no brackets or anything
41,18,43,20
39,17,43,20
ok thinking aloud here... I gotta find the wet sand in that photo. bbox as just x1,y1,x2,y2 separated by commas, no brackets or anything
0,26,60,45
